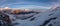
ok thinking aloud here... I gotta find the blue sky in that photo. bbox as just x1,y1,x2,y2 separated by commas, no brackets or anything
0,0,60,9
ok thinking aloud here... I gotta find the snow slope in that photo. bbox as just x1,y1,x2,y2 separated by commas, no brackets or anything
8,6,60,26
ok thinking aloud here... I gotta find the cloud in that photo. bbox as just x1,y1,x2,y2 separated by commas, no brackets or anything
17,5,51,9
46,0,60,9
1,0,60,9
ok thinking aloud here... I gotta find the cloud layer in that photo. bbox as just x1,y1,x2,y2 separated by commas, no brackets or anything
0,0,60,9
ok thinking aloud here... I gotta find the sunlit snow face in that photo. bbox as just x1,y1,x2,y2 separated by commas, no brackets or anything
24,9,31,11
4,7,9,9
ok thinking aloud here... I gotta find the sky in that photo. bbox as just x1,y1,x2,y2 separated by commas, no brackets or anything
0,0,60,9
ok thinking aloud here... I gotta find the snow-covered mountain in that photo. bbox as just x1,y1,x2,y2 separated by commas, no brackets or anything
32,6,60,26
0,6,60,26
11,6,60,26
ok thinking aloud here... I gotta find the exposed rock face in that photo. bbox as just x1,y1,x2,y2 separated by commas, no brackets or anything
0,12,13,26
